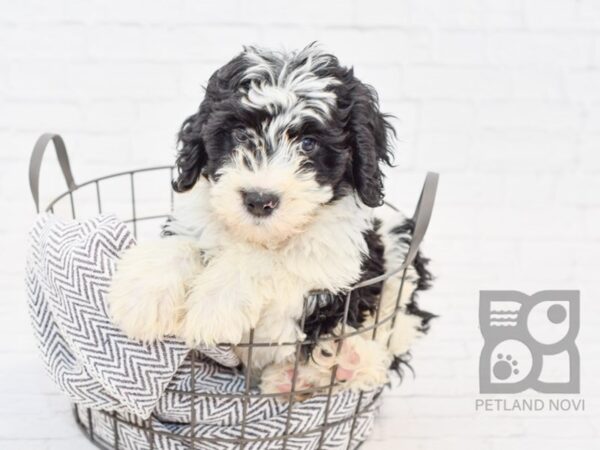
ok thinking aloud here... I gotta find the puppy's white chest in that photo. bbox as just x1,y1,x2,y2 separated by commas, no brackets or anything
180,194,372,367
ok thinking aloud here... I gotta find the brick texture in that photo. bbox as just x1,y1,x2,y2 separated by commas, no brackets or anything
1,1,599,448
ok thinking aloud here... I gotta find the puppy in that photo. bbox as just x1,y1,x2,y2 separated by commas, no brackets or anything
108,44,433,393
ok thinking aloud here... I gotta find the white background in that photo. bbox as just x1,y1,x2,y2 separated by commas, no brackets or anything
1,1,599,449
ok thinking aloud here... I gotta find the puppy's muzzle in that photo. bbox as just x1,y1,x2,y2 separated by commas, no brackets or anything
241,190,280,217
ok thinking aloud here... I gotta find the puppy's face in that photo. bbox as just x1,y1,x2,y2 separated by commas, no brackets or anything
173,45,393,247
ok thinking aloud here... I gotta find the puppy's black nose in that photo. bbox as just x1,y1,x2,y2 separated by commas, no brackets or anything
241,190,280,217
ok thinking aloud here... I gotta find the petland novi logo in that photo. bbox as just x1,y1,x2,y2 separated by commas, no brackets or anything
479,290,580,394
476,291,583,413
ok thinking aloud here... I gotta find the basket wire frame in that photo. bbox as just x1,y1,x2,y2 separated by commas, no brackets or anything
30,133,437,450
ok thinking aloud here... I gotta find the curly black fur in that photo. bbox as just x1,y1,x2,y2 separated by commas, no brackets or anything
302,216,435,378
170,44,395,208
387,218,436,380
390,218,436,329
302,218,386,358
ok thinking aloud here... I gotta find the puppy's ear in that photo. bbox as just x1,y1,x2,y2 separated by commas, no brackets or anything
346,76,394,207
173,53,248,193
172,107,210,193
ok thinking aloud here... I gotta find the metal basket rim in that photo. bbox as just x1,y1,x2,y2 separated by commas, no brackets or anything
41,165,432,294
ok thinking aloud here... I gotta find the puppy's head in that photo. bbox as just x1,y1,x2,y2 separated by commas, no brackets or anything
173,44,393,247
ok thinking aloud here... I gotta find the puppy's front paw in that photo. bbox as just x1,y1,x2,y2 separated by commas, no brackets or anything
108,239,203,343
312,332,390,391
180,297,252,347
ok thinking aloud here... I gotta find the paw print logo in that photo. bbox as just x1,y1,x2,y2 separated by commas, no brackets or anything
493,354,518,380
479,290,580,394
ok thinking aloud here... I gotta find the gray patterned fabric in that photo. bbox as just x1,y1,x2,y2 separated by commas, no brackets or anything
26,213,380,449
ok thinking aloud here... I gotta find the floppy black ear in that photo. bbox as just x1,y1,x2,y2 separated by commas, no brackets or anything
172,107,210,193
172,53,249,193
347,76,394,207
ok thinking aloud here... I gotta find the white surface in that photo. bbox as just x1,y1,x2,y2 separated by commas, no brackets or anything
1,0,599,449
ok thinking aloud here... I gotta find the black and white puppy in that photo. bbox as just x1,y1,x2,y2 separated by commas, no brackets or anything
108,44,433,393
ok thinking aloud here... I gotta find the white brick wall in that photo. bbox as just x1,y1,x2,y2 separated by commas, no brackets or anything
1,1,599,448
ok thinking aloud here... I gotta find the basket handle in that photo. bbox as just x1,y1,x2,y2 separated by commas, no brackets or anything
352,171,439,289
29,133,77,213
406,171,438,267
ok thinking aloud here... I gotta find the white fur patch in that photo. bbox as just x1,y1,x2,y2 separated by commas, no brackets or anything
209,145,333,248
241,45,340,122
108,237,205,343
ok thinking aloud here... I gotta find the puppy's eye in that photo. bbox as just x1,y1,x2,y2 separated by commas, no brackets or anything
232,128,250,144
301,137,318,152
320,349,333,358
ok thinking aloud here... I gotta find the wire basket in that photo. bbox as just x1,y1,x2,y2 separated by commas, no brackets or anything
28,133,438,450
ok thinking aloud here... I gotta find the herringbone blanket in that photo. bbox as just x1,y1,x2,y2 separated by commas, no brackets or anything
26,214,379,449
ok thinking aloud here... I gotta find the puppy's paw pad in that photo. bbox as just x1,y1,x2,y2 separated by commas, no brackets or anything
339,342,361,368
335,366,355,382
261,365,314,399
